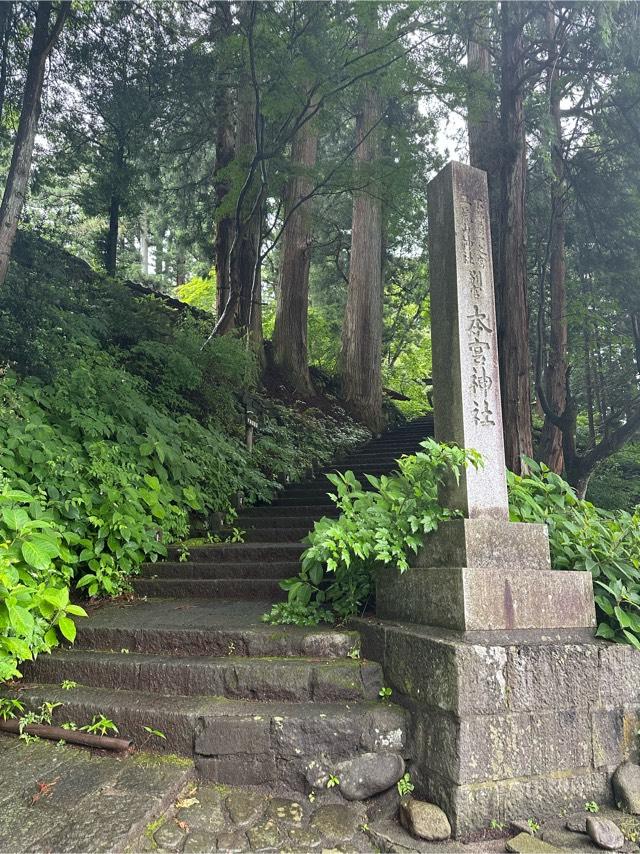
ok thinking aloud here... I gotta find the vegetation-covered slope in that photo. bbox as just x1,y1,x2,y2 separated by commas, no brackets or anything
0,232,369,680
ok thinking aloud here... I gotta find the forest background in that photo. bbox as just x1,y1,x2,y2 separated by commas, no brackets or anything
2,1,640,672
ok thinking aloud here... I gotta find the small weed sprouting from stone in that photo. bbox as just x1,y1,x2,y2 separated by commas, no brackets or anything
379,686,392,700
527,818,540,834
61,680,78,690
584,801,600,813
397,773,414,797
326,774,340,789
80,713,119,736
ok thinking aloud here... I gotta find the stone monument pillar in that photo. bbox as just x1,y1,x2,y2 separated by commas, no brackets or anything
376,162,595,632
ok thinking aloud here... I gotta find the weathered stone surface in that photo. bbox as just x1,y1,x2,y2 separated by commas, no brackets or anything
196,753,277,785
195,715,270,756
153,820,187,852
377,565,596,632
286,825,325,850
613,762,640,814
304,758,330,790
426,161,509,519
586,816,625,850
309,804,363,841
505,832,560,853
335,752,405,801
414,518,551,571
542,827,600,851
225,790,266,825
364,784,402,821
246,818,281,850
265,797,304,825
399,798,451,841
565,812,588,833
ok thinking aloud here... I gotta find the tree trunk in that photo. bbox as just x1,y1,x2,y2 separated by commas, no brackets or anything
0,2,13,126
539,2,567,473
140,212,149,275
105,192,119,276
213,2,235,320
272,114,318,395
176,246,186,287
631,312,640,379
341,13,384,433
228,67,263,357
0,1,70,287
495,1,534,473
155,222,165,275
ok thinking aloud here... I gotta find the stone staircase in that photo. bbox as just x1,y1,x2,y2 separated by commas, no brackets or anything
16,415,433,791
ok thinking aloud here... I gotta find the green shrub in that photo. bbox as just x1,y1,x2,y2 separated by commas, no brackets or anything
0,488,87,680
267,450,640,648
508,458,640,648
264,440,481,625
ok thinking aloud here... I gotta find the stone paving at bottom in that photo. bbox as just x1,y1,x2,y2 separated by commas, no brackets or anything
3,735,640,853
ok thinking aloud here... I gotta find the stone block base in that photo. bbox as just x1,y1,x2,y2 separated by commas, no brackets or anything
350,617,640,837
376,565,595,631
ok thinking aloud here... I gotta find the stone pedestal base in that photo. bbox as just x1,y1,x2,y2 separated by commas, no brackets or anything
376,519,596,631
376,565,596,631
351,617,640,837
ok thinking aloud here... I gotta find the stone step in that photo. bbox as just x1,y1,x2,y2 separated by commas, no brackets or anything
235,513,321,529
133,577,287,599
220,526,310,543
246,504,337,517
140,561,299,580
166,543,305,562
6,684,407,786
23,650,383,702
73,599,358,658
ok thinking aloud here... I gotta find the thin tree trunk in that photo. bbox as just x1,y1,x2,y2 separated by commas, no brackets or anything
155,221,165,275
140,211,149,275
176,246,186,287
0,3,13,126
341,12,384,433
631,312,640,379
539,2,567,473
0,1,70,287
213,2,235,319
272,113,318,395
228,67,263,356
495,1,534,473
105,193,119,276
583,315,596,447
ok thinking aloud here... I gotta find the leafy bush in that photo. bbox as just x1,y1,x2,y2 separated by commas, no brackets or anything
267,450,640,647
0,488,87,681
264,440,481,625
508,458,640,648
0,233,371,680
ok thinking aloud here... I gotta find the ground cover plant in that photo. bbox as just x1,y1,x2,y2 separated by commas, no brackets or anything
0,234,369,681
267,447,640,647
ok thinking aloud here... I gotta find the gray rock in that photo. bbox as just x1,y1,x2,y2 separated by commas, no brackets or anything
304,758,330,790
266,797,304,826
225,790,265,825
309,804,363,842
365,785,401,821
613,762,640,815
586,817,625,851
336,752,405,801
214,830,248,852
399,798,451,841
246,818,281,850
153,821,187,852
565,812,588,833
505,833,561,853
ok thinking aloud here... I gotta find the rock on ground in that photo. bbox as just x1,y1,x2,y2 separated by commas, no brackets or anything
586,816,625,851
399,798,452,841
336,752,405,801
613,762,640,815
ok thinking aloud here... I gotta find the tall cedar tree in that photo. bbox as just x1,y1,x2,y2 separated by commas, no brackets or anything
0,1,69,287
341,7,384,432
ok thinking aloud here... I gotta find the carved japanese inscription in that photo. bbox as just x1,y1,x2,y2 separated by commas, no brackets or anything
427,161,509,519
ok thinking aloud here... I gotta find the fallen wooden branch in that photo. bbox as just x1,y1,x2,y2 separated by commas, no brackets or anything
0,719,132,751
